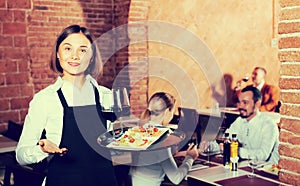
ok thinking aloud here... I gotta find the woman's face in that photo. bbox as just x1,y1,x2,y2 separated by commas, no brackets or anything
57,32,92,79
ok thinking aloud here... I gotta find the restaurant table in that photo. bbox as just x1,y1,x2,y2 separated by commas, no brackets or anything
0,135,18,154
176,153,291,186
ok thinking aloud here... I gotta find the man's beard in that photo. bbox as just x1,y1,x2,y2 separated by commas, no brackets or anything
239,107,255,118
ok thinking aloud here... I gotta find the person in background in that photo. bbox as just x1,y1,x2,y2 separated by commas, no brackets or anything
234,67,280,112
222,86,279,164
130,92,199,186
15,25,118,186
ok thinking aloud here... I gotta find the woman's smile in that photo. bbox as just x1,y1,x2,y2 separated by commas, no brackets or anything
68,62,80,67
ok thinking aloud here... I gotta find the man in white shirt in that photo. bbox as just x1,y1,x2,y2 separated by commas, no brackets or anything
227,86,279,164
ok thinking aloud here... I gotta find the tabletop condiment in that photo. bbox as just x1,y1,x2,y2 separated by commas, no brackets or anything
223,133,231,168
230,134,239,171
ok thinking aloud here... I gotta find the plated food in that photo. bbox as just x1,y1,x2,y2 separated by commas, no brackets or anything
263,164,281,175
106,125,169,150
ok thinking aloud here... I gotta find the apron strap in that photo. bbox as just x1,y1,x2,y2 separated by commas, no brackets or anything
57,88,68,108
93,86,101,107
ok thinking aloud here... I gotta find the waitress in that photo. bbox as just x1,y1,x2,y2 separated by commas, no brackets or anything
16,25,118,186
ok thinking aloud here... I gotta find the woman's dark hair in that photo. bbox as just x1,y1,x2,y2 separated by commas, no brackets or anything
50,24,102,78
140,92,176,123
241,86,262,103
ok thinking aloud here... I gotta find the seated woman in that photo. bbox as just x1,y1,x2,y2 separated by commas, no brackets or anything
130,92,199,186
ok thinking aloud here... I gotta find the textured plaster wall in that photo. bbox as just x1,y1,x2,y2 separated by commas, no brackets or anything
147,0,280,109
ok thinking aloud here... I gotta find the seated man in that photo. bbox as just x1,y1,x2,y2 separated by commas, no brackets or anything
234,67,280,112
210,86,279,164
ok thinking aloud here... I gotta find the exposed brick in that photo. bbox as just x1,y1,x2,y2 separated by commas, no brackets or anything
0,86,20,98
0,0,5,8
11,97,30,109
3,48,27,60
0,74,4,85
280,118,300,134
3,23,26,35
278,158,300,174
6,72,30,85
281,64,300,76
19,85,34,97
279,51,300,62
20,109,28,122
278,37,300,49
280,7,300,20
18,60,30,72
280,104,300,117
0,36,13,47
14,10,26,22
7,0,31,9
0,99,9,111
279,168,300,186
279,130,300,145
278,22,300,34
0,61,17,73
14,36,27,47
0,10,13,22
280,0,300,8
280,92,300,104
0,123,8,133
0,110,20,123
279,78,300,89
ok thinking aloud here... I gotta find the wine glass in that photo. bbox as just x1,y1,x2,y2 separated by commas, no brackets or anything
101,91,113,112
242,74,250,82
247,156,259,178
205,141,214,164
101,91,117,123
112,87,131,117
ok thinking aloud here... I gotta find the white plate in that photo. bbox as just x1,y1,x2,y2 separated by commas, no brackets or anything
106,127,169,150
262,164,279,176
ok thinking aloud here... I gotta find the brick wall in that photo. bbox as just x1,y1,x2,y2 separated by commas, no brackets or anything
278,0,300,185
0,0,149,127
0,0,33,129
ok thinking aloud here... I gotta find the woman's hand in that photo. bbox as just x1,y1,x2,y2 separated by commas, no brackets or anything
186,143,199,160
38,139,68,156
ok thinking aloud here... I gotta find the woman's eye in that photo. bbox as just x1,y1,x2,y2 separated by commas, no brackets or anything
80,49,87,53
65,47,71,51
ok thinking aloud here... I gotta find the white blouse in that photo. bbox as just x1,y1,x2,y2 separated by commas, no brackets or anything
130,122,194,186
16,75,113,165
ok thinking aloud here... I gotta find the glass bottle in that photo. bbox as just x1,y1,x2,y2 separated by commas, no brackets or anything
230,133,239,171
223,133,231,168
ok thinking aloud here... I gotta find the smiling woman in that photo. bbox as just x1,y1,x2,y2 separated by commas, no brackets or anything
56,32,92,83
15,25,118,186
50,25,102,82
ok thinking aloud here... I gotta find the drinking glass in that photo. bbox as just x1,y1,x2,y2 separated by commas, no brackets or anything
101,91,113,112
205,141,214,164
111,120,123,140
242,74,250,82
247,156,259,178
112,87,131,117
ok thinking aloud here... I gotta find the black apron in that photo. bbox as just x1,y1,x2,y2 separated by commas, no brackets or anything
45,87,117,186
